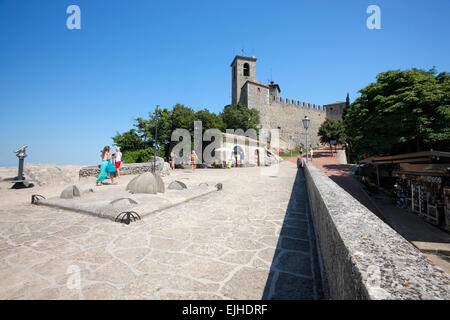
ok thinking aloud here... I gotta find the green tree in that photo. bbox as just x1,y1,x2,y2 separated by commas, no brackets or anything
112,129,146,152
135,107,173,148
343,93,350,119
121,147,165,164
112,103,263,163
221,104,260,133
345,68,450,158
195,108,225,132
171,104,196,133
318,119,345,146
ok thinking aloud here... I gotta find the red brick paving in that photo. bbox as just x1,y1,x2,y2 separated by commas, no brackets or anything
287,148,387,223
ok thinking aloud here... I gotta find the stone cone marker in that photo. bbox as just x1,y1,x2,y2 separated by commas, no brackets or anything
168,180,187,190
110,198,138,206
60,185,81,199
126,172,165,194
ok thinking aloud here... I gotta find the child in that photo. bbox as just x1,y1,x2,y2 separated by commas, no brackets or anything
169,152,175,170
115,147,122,177
191,151,197,172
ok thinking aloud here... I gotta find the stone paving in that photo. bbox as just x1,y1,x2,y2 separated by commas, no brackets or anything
0,161,323,299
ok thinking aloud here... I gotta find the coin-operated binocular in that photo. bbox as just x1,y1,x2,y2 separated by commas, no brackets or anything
11,145,34,189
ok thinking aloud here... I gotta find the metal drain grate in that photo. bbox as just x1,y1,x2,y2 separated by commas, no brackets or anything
115,211,141,225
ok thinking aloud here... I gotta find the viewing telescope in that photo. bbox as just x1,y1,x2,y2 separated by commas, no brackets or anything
11,144,33,189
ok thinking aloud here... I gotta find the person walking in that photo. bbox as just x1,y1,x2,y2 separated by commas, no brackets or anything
97,146,116,186
190,150,197,172
236,152,241,168
231,152,236,167
310,146,314,162
169,151,175,170
114,147,122,177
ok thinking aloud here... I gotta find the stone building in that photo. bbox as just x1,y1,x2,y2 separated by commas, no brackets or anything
231,55,346,151
214,132,280,167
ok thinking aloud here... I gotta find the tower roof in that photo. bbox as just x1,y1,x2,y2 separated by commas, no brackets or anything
241,80,269,89
324,101,345,106
230,55,257,66
268,81,281,93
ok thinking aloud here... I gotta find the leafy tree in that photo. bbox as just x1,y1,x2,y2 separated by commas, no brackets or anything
171,104,196,133
135,107,173,148
112,103,262,163
195,108,225,132
112,129,146,152
318,119,345,146
122,147,166,164
345,68,450,158
221,104,260,133
343,93,350,119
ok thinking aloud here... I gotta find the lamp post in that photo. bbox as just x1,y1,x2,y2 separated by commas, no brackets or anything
302,116,310,163
153,105,159,174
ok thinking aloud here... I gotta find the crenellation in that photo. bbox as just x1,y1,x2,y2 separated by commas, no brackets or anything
231,55,346,151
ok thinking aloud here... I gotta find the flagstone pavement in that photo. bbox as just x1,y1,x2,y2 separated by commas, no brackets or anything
0,161,324,300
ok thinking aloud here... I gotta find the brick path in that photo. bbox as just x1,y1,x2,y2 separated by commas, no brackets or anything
287,148,386,222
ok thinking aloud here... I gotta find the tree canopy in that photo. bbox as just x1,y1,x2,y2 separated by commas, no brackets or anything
221,104,260,132
345,68,450,158
112,103,260,163
318,119,346,145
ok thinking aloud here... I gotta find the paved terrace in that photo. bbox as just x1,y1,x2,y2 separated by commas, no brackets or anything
0,161,323,299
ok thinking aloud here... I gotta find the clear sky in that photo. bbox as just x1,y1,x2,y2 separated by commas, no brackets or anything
0,0,449,166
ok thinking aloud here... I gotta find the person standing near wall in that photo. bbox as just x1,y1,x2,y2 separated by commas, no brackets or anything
115,147,122,177
310,145,314,162
169,151,175,170
191,150,197,172
97,146,115,186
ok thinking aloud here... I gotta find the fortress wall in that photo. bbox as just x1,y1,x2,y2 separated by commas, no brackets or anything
264,101,327,150
304,163,450,300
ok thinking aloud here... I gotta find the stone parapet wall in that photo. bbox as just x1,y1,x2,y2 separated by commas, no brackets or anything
79,162,166,178
336,149,348,164
303,163,449,300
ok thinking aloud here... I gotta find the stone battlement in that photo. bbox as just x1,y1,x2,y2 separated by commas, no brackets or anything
274,97,325,111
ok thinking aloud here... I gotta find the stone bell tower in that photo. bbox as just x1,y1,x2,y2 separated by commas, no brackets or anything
231,55,257,105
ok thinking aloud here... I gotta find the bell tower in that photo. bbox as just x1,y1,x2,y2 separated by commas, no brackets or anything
231,55,257,105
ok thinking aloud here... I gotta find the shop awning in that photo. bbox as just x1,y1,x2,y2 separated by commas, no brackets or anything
394,163,450,177
372,150,450,165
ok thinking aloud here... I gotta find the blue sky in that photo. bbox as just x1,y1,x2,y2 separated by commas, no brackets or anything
0,0,449,166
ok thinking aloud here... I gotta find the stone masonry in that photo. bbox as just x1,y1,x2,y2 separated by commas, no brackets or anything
231,55,346,151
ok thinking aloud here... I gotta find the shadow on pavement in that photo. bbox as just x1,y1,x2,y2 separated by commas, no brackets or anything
262,168,324,300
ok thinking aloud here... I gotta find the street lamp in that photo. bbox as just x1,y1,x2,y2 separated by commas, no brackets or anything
153,105,159,174
302,116,310,163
